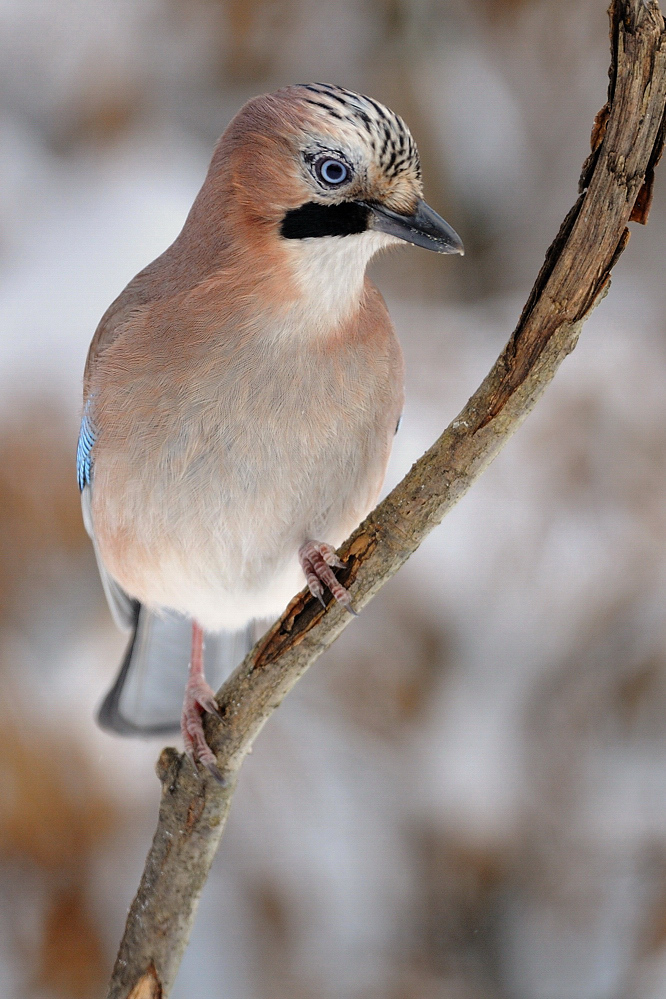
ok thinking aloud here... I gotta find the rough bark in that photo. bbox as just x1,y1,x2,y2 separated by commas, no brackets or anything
107,2,666,996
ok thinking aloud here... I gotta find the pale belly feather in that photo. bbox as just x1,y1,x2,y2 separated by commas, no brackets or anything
92,333,398,631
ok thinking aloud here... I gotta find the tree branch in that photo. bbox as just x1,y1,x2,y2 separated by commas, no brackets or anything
107,3,666,996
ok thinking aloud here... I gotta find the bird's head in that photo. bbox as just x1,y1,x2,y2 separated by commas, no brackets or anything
200,84,463,326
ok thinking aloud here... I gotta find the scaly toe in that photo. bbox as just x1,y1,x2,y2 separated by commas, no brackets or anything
198,692,223,719
181,693,223,779
183,743,200,775
332,585,358,616
299,541,356,615
187,679,222,718
319,543,345,569
187,721,219,774
305,573,324,601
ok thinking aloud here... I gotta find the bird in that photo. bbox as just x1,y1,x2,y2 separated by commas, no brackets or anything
78,83,463,779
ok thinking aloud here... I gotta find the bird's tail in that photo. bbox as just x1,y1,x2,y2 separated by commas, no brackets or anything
97,605,256,736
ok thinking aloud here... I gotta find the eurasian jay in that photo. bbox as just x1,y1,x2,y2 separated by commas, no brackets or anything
78,83,463,778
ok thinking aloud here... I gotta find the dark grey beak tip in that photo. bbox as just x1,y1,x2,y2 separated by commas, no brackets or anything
363,198,464,256
444,232,465,257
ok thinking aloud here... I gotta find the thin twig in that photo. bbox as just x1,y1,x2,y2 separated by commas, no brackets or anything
107,3,666,996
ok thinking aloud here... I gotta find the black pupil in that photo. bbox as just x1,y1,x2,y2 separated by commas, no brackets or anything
322,160,346,183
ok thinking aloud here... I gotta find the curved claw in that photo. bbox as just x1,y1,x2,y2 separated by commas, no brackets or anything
196,689,223,720
182,711,222,779
184,747,200,775
205,760,225,784
299,541,356,615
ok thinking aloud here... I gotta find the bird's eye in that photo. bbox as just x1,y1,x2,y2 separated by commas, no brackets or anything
315,157,350,186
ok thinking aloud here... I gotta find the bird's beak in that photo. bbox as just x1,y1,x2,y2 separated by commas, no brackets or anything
362,198,464,255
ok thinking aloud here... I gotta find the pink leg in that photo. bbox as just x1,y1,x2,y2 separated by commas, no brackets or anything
299,541,357,615
180,621,224,782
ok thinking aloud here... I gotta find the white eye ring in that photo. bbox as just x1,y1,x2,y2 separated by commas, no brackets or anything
316,157,350,186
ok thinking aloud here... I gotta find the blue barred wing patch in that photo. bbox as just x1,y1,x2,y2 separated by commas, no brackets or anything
77,401,96,491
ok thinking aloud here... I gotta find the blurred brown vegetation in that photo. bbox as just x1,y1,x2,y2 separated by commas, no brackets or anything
0,411,114,998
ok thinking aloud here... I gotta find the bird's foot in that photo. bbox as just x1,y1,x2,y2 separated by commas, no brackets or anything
181,677,224,783
299,540,357,615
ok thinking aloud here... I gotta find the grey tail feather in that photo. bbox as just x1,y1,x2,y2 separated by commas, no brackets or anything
97,604,256,737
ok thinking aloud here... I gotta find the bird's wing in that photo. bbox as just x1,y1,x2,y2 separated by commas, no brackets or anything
78,405,260,735
79,397,139,632
81,484,139,632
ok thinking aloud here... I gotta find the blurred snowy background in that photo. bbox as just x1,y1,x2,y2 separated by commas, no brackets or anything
2,0,666,996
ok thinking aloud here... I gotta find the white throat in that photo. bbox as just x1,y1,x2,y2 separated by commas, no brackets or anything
282,230,397,333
